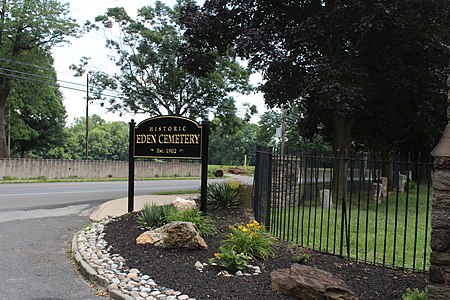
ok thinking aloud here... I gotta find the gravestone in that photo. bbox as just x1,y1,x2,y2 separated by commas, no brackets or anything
371,183,383,203
381,177,388,198
319,189,332,209
398,173,407,192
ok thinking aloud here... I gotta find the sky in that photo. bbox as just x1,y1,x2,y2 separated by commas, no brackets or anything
52,0,266,126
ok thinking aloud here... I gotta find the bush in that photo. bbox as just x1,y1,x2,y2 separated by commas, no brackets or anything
167,208,216,237
137,203,176,229
211,247,250,273
207,181,240,209
402,288,427,300
288,244,311,264
222,220,277,260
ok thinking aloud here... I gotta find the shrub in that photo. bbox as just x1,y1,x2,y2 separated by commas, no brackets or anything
402,288,427,300
207,181,240,209
288,244,311,264
167,208,216,237
222,220,277,260
211,246,250,273
137,203,176,229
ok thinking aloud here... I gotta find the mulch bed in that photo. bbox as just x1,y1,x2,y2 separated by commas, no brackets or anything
103,207,428,300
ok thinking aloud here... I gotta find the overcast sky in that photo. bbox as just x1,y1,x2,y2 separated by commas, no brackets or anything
52,0,265,126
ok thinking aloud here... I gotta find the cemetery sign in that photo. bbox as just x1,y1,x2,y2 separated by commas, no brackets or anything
133,116,202,159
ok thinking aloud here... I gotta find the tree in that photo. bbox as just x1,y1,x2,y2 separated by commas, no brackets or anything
4,48,67,158
209,115,258,165
181,0,449,191
181,0,448,150
83,0,251,120
0,0,78,158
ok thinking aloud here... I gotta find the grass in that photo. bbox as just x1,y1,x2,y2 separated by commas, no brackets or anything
269,184,432,271
153,189,200,195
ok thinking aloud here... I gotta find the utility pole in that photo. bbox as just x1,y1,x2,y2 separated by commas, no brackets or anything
6,109,10,158
85,73,89,160
280,108,286,155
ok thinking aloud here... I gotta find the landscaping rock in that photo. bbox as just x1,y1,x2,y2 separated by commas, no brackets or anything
172,197,197,211
136,221,207,249
270,263,358,300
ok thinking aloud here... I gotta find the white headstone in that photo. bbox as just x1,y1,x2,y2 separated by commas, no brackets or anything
319,189,332,208
398,173,407,192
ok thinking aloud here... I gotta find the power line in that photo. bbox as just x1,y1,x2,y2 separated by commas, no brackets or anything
0,68,264,117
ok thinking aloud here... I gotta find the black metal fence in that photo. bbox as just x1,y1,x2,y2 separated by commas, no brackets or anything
253,146,432,272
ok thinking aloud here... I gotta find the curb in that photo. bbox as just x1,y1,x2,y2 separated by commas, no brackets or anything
71,228,134,300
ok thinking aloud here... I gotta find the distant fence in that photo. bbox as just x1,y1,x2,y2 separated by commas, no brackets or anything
253,146,432,272
0,158,201,179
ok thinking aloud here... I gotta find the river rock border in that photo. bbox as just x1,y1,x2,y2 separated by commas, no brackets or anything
71,218,195,300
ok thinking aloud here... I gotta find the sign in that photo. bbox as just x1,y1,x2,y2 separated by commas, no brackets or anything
133,116,202,159
128,116,210,213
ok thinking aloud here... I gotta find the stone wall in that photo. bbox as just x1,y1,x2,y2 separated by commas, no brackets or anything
428,70,450,299
0,159,201,180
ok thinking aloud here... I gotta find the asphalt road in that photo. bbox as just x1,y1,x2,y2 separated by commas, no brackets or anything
0,180,204,213
0,177,253,299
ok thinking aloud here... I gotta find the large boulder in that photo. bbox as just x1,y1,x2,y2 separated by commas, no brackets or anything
172,197,197,211
270,264,358,300
136,221,207,249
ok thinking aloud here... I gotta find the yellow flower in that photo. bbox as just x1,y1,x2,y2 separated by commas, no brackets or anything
242,227,248,232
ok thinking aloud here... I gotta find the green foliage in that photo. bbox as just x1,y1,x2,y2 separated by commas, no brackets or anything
211,246,250,273
222,220,277,260
401,288,428,300
207,115,259,166
289,245,311,264
0,0,79,158
206,182,240,209
167,208,216,237
85,1,251,119
137,204,177,229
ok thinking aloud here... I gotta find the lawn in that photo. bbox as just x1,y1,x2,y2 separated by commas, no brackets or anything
269,184,432,271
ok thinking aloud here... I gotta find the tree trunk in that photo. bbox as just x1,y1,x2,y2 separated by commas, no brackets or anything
0,84,11,159
381,149,395,192
331,116,353,201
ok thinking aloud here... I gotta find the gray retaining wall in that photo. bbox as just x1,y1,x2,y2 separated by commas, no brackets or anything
0,159,201,179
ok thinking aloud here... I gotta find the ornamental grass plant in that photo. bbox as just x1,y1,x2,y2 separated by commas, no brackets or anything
137,203,177,229
167,207,216,237
222,220,277,260
206,181,240,209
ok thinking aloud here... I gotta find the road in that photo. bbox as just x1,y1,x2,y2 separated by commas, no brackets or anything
0,177,253,299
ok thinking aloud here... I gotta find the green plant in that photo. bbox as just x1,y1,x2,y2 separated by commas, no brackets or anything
137,203,176,229
2,176,16,180
406,178,417,191
289,244,311,264
212,246,250,272
402,288,428,300
207,182,240,209
37,175,47,181
167,208,216,237
222,220,277,260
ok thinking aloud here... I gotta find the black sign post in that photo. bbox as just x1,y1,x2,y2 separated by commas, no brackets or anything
128,119,136,212
200,119,209,212
128,116,209,213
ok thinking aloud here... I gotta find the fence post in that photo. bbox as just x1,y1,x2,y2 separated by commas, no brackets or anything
428,71,450,299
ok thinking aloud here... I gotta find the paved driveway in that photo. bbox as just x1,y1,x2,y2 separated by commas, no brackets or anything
0,206,108,300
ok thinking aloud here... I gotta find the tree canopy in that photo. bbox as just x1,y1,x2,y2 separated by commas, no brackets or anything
83,0,251,120
0,0,79,158
181,0,449,156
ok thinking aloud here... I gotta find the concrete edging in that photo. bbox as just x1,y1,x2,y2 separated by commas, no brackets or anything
71,228,134,300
